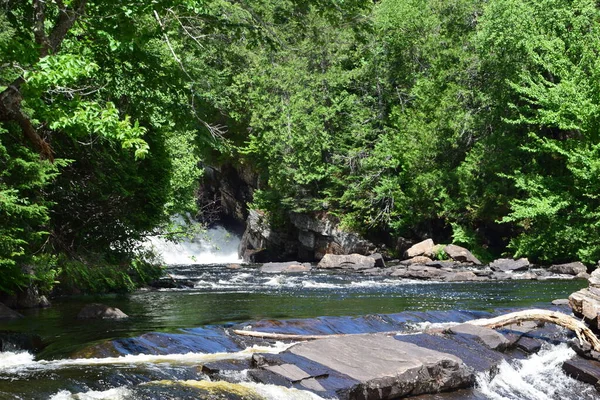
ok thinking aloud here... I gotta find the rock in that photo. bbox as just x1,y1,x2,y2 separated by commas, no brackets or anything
317,254,376,271
516,336,543,354
282,333,473,399
489,258,530,272
227,263,242,269
577,272,591,280
569,289,600,330
405,239,435,258
549,262,587,276
368,253,386,268
1,286,51,309
443,245,481,265
0,303,23,319
448,324,510,351
444,271,486,282
404,265,451,280
490,271,512,280
512,272,538,280
401,256,434,266
77,303,128,320
260,262,312,273
426,261,459,269
552,299,570,306
0,331,44,352
563,356,600,386
589,268,600,287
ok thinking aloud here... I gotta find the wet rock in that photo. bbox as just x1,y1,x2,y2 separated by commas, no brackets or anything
395,332,509,374
1,286,51,309
490,271,512,280
489,258,530,272
259,333,474,399
227,263,242,269
563,356,600,386
448,324,510,351
512,272,538,280
405,239,435,258
0,303,23,319
260,262,311,273
515,336,543,354
77,303,128,320
150,278,195,289
317,254,376,271
552,299,570,306
443,245,481,265
0,331,44,352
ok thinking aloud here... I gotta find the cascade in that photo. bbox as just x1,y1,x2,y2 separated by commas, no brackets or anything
146,225,242,265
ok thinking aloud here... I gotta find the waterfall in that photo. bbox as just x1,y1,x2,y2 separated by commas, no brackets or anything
144,218,243,265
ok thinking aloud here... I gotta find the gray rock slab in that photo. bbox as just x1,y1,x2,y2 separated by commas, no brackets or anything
449,324,510,351
394,332,509,374
549,262,587,275
288,333,472,399
368,253,386,268
516,336,543,354
317,254,376,270
260,262,312,273
265,363,312,382
489,258,530,272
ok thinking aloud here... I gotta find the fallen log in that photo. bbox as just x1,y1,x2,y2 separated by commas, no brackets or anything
467,308,600,352
232,308,600,352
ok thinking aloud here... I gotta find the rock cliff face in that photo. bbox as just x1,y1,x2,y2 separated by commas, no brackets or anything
238,210,377,262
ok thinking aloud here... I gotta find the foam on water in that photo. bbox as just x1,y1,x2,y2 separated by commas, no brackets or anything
476,343,597,399
0,342,292,375
50,387,132,400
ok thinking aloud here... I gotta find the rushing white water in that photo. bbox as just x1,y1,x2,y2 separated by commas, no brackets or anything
50,388,132,400
476,343,597,399
0,342,292,375
146,225,242,265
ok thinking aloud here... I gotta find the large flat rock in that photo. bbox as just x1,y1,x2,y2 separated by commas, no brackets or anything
253,333,473,399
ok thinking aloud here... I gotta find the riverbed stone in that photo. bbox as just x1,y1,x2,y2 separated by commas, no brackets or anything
549,262,587,276
443,245,481,265
405,239,435,258
448,324,510,351
368,253,386,268
563,356,600,386
260,262,312,273
444,271,485,282
77,303,128,320
401,256,434,265
284,333,473,399
0,303,23,319
317,253,375,271
489,258,530,272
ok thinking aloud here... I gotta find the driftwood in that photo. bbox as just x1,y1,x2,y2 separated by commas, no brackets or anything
232,308,600,352
467,308,600,352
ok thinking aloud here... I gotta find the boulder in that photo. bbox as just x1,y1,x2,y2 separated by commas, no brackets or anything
0,331,44,352
489,258,530,272
404,239,435,258
0,303,23,319
260,262,312,273
317,254,376,271
552,299,570,306
444,245,481,265
252,333,473,399
549,262,587,276
77,303,128,320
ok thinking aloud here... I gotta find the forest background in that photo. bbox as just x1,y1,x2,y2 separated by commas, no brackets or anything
2,0,600,295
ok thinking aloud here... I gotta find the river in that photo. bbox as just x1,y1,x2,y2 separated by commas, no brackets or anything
0,230,595,399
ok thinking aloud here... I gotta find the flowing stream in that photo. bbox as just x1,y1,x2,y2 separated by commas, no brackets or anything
0,229,594,399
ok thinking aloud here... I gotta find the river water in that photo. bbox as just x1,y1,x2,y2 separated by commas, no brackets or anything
0,230,595,399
